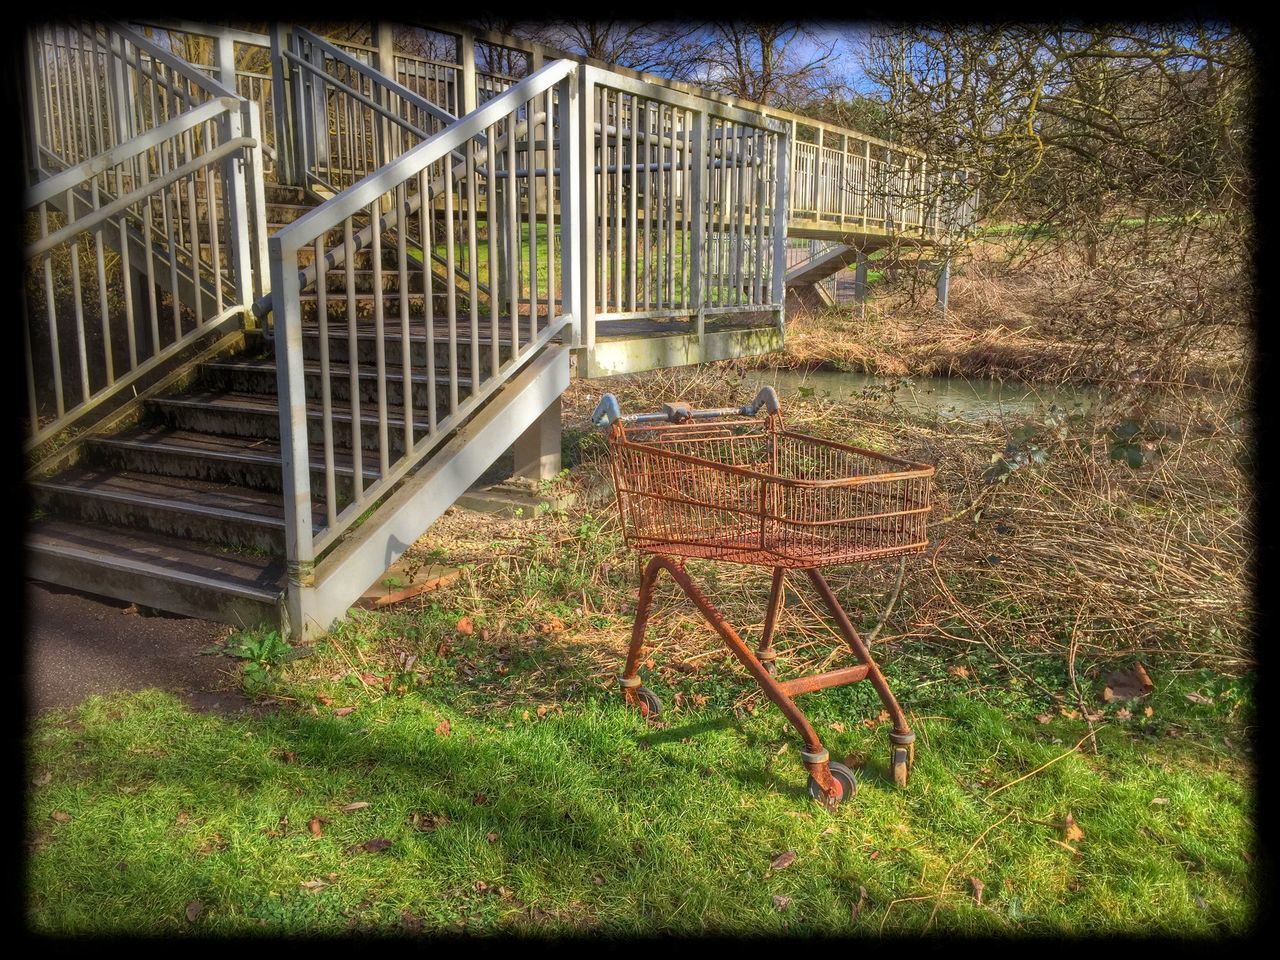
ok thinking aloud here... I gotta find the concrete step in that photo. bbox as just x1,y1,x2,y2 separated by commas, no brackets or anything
26,519,284,628
295,323,519,369
201,357,478,411
149,390,446,458
30,468,321,554
87,425,381,499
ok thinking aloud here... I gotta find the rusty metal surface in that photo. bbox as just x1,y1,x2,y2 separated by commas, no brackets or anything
606,412,934,569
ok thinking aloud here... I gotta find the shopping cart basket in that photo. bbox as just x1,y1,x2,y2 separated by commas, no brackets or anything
592,387,935,808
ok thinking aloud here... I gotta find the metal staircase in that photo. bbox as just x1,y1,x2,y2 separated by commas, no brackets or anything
22,20,974,640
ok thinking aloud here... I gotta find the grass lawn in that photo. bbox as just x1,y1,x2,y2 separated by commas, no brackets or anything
26,553,1254,934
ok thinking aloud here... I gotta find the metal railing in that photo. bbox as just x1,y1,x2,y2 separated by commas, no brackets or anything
267,59,580,567
22,27,267,450
275,27,460,194
579,66,789,347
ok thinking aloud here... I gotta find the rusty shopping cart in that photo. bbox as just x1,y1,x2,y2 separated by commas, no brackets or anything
592,387,935,808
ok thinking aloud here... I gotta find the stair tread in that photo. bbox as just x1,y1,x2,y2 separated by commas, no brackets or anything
90,426,381,479
27,518,285,601
204,357,477,388
33,467,307,526
151,389,443,428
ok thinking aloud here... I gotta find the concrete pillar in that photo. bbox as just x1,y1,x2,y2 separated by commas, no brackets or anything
853,256,868,304
936,259,951,313
513,396,562,482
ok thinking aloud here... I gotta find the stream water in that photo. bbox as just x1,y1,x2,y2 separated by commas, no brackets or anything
743,368,1103,423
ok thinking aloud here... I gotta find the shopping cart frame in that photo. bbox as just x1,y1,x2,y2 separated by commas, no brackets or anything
593,387,931,808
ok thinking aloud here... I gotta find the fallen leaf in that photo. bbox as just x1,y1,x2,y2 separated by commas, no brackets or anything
175,811,191,826
1116,708,1132,721
50,810,72,823
829,721,845,733
497,886,514,900
1185,691,1214,705
535,704,548,718
1151,797,1169,805
474,880,489,893
456,616,474,636
1060,708,1080,720
541,616,565,633
772,895,792,912
122,604,139,616
185,900,203,923
281,751,298,764
472,792,489,806
308,817,324,836
407,812,448,832
869,850,880,861
345,837,392,855
1035,713,1054,724
300,879,328,891
487,832,499,843
316,693,334,707
400,908,422,930
341,801,370,813
770,850,797,871
948,665,970,679
1063,813,1085,844
435,719,452,737
850,886,868,923
333,706,355,717
32,772,52,787
1100,663,1154,703
969,876,985,906
1144,706,1154,717
592,875,605,886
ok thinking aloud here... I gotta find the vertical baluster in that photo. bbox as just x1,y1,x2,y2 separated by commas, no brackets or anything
316,235,337,529
185,129,203,327
90,179,113,386
370,199,390,475
544,86,556,323
443,160,459,414
466,143,480,390
506,110,519,356
397,181,415,454
344,218,364,495
733,123,746,306
670,103,680,305
655,103,666,311
627,93,638,312
486,129,499,377
526,96,537,345
682,108,693,310
22,285,38,436
640,99,651,310
205,137,225,315
39,203,65,418
64,191,90,403
753,128,766,306
420,167,438,434
612,89,622,313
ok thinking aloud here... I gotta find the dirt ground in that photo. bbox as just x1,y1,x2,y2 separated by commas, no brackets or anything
23,581,253,717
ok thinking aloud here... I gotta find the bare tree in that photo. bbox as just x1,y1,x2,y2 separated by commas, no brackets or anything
691,22,842,109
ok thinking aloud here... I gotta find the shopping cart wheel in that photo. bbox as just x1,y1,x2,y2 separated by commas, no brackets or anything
808,761,857,809
761,659,778,677
890,747,911,788
630,686,663,720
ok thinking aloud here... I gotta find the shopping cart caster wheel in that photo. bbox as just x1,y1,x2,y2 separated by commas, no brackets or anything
890,747,911,788
808,761,857,809
629,686,663,720
761,659,778,677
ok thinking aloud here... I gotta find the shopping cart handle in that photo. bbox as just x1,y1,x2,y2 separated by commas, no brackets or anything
741,386,781,417
592,394,623,427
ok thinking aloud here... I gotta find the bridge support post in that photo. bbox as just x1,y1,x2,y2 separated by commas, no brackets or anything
853,256,869,305
936,259,950,313
513,396,562,482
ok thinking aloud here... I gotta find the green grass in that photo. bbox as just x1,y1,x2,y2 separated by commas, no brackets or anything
27,597,1254,935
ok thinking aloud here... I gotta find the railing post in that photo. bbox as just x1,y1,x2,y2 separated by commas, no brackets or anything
862,139,871,224
305,35,329,175
771,123,790,335
558,70,583,348
268,234,316,638
221,104,254,313
269,23,300,186
243,100,270,303
458,28,477,114
689,108,706,341
578,66,596,350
